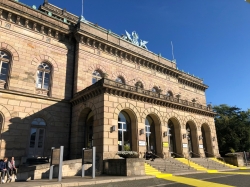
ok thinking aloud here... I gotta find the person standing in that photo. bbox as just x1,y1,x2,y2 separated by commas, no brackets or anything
8,157,17,180
0,157,10,183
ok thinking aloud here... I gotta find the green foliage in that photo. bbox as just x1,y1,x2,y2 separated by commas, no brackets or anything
214,104,250,156
124,144,131,151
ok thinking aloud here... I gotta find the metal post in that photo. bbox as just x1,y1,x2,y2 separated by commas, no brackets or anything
58,146,64,182
49,147,55,180
244,151,248,166
82,148,85,177
92,147,96,179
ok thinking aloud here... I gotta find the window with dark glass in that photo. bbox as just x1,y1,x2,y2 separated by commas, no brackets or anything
36,63,51,90
0,51,10,87
115,76,125,84
92,70,102,84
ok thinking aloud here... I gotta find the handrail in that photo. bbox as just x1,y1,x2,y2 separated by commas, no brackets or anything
144,152,168,171
190,151,210,169
203,150,215,157
216,156,226,167
172,152,191,169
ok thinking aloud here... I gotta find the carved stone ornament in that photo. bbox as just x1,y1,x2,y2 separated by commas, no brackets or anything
122,30,148,50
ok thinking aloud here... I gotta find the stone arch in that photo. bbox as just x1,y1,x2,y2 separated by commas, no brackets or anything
0,42,19,62
24,109,55,126
114,102,141,123
88,64,107,76
141,108,163,124
111,71,128,83
201,123,214,157
0,104,12,130
76,102,98,122
184,116,198,129
165,89,175,96
165,112,184,127
134,77,146,88
31,55,58,71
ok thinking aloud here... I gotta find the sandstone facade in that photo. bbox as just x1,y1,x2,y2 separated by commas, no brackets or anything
0,0,218,173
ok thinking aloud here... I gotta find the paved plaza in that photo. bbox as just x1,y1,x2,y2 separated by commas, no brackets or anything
0,169,249,187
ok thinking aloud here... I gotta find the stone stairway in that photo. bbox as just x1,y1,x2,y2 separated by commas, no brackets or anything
145,158,198,174
209,158,239,169
190,158,233,170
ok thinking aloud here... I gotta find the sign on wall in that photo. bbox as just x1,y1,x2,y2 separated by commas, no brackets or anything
182,143,188,148
163,142,169,148
139,141,146,146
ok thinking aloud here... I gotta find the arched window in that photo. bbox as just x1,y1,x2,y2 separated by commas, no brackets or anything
85,111,94,148
118,111,131,151
152,86,158,93
166,91,173,97
92,70,102,84
135,81,143,89
36,62,51,90
115,76,125,84
28,118,46,157
0,50,11,89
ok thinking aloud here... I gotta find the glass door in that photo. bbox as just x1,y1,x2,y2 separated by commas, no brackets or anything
28,128,45,157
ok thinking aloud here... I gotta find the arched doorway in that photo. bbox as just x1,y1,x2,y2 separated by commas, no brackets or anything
168,118,182,157
201,124,213,157
28,118,46,157
145,116,156,153
118,111,132,151
85,111,94,148
186,121,199,158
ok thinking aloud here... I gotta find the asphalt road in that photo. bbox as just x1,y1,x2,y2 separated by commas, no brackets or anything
80,171,250,187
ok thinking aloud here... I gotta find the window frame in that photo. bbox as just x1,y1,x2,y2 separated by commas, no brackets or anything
36,62,51,90
0,50,11,89
92,70,102,84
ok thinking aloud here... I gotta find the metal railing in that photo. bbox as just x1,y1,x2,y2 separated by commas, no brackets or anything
189,151,210,169
172,152,191,169
144,152,168,172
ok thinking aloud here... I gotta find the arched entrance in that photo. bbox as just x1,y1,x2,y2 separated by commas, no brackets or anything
201,124,213,157
186,121,199,158
85,111,94,148
144,114,162,156
118,111,132,151
145,116,156,153
168,118,182,157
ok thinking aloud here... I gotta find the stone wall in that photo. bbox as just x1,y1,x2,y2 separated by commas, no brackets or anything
103,158,145,176
17,159,93,181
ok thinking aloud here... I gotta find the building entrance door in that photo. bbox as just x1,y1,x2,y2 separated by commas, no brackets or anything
145,116,156,153
187,127,193,157
28,128,45,157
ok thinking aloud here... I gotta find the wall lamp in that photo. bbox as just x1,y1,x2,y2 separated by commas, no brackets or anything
163,131,168,137
111,125,116,132
182,134,186,139
199,135,203,140
140,129,145,135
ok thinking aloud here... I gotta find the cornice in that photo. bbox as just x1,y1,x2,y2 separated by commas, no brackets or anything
74,31,208,91
0,0,72,43
0,88,70,103
71,78,215,117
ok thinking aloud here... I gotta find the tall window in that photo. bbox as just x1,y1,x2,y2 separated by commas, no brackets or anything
85,111,94,148
0,51,10,88
92,70,102,84
145,116,156,152
115,76,125,84
118,111,131,151
36,63,51,90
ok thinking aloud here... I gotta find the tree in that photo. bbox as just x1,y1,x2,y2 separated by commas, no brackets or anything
213,104,250,156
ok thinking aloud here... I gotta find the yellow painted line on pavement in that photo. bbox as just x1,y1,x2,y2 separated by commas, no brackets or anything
215,171,250,175
156,174,235,187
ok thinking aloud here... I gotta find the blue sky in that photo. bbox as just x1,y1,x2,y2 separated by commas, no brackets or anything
20,0,250,110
